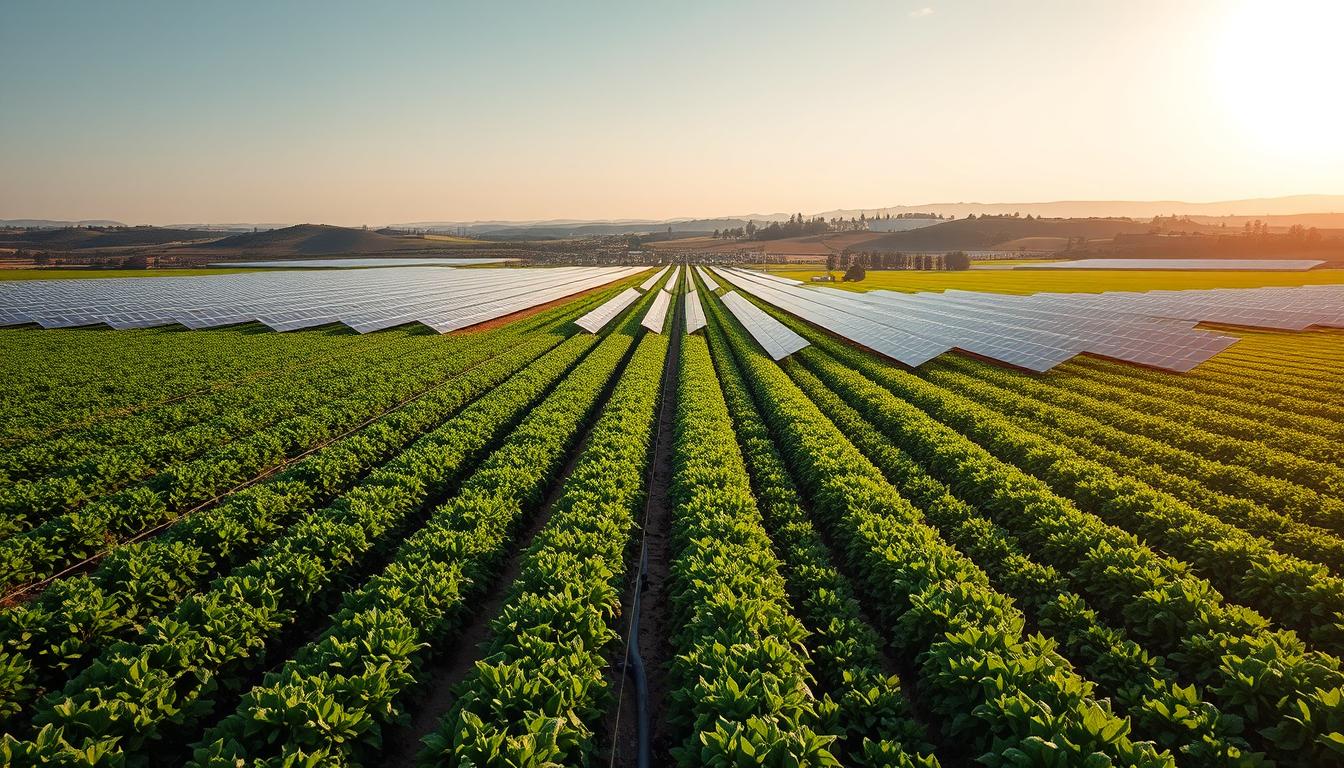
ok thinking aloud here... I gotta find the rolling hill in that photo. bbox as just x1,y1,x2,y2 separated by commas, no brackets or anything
855,217,1155,252
0,226,222,250
186,224,436,256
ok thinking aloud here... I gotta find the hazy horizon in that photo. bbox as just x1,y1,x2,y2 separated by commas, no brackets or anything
3,0,1341,226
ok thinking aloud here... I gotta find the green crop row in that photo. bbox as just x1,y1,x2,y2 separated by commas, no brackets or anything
420,330,667,767
703,317,938,767
922,362,1344,562
0,336,485,537
796,339,1344,653
945,358,1344,498
0,320,580,724
1040,359,1344,450
1069,356,1344,428
703,293,1173,767
0,326,370,445
784,359,1255,766
0,331,438,487
185,298,650,768
0,328,609,766
0,330,564,592
972,358,1344,465
1194,358,1344,404
778,324,1344,765
665,334,840,766
0,279,630,587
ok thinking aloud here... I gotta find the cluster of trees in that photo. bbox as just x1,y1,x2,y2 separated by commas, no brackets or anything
710,211,951,242
712,214,828,241
964,212,1041,220
826,250,971,279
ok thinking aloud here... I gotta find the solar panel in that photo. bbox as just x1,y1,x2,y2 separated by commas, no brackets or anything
574,287,642,333
210,257,516,268
642,289,673,334
0,266,646,336
663,266,681,293
713,266,1342,372
696,266,720,291
720,290,809,360
640,266,671,291
684,290,706,334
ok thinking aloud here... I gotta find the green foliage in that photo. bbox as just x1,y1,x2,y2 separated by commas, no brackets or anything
664,335,838,766
771,302,1344,766
180,293,652,767
703,304,936,766
421,331,667,766
8,326,620,764
703,291,1174,767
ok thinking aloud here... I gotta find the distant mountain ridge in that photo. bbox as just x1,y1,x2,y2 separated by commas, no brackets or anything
388,194,1344,235
7,194,1344,237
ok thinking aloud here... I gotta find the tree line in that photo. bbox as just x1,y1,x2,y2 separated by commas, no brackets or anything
827,250,972,280
712,211,948,241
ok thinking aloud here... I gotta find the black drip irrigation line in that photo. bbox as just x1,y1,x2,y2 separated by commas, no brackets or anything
618,545,653,768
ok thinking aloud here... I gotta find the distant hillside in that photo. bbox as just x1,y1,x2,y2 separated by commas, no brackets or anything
0,219,125,228
808,195,1344,222
1187,212,1344,230
857,217,1154,252
463,218,750,239
0,226,220,250
192,224,432,256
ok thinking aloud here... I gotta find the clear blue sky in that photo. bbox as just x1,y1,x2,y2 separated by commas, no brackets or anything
2,0,1340,225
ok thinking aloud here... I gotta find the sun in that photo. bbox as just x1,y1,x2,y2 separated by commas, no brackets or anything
1214,0,1344,158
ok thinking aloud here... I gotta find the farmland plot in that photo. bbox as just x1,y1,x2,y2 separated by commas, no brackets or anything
0,264,1341,767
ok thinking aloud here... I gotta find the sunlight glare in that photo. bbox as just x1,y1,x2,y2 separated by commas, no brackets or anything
1215,0,1344,159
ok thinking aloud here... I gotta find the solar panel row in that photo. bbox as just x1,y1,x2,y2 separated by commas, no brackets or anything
696,266,720,292
716,267,1343,372
639,266,671,291
642,289,673,334
210,257,514,269
719,290,810,360
0,266,646,335
663,266,681,293
684,290,706,334
575,287,642,334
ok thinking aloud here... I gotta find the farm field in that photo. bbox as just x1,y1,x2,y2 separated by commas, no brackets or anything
756,264,1344,294
0,265,1342,767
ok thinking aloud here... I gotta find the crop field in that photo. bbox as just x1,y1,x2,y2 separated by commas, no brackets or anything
756,264,1344,294
0,265,1342,768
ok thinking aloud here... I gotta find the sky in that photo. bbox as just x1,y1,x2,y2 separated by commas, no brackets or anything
2,0,1341,226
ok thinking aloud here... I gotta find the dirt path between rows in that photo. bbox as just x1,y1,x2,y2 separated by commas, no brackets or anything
606,289,681,767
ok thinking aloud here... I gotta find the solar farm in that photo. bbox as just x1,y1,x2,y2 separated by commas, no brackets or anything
1,260,1343,768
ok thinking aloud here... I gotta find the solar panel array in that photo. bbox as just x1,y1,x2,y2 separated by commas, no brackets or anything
715,267,1344,372
642,290,673,334
575,287,643,333
640,266,671,291
0,266,645,335
1021,258,1326,271
684,290,706,334
719,290,810,360
663,266,681,292
211,257,514,269
696,266,720,291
